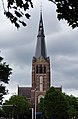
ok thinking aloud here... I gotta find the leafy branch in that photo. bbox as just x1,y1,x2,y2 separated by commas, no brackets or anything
49,0,78,29
1,0,33,28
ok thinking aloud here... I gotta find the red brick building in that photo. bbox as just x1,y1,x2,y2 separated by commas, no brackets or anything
18,11,61,108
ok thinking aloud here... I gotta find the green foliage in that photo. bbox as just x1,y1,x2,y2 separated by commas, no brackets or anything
0,56,12,104
2,0,33,28
49,0,78,29
0,108,3,117
39,88,78,119
3,95,30,118
39,87,68,119
64,94,78,118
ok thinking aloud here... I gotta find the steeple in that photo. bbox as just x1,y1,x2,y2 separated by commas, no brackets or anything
35,11,47,59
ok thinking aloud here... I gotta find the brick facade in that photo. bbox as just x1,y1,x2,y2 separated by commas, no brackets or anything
31,56,50,107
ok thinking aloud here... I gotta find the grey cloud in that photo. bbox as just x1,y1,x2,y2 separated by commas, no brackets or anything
47,30,78,56
1,43,34,66
52,55,78,90
0,0,78,99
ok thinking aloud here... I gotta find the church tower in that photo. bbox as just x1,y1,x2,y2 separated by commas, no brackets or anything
31,11,51,106
18,10,62,112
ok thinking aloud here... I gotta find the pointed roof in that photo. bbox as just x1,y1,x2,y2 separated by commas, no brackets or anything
35,11,47,59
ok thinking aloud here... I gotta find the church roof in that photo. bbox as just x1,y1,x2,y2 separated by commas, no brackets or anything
18,87,31,98
35,11,47,59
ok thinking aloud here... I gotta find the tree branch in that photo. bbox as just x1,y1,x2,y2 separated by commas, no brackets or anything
48,0,57,5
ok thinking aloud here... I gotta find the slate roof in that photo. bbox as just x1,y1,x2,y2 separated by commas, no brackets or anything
18,87,31,98
35,11,47,59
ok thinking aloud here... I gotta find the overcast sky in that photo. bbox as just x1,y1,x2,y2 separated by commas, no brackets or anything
0,0,78,100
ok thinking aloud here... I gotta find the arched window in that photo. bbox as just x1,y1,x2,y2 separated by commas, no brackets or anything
36,65,38,73
38,95,44,103
44,65,46,73
39,65,42,73
40,76,43,91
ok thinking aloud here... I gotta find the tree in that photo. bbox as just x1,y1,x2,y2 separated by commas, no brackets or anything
39,87,68,119
49,0,78,29
64,94,78,118
1,0,78,29
39,87,78,119
3,95,30,119
0,108,3,117
1,0,33,29
0,56,12,104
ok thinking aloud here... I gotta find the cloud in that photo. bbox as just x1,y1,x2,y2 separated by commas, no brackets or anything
0,0,78,100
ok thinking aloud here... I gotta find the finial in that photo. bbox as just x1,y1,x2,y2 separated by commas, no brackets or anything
40,1,42,13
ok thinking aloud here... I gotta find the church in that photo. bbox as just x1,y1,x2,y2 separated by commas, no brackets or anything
17,11,62,108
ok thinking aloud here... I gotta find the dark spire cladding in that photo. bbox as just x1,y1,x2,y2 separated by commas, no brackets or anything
35,11,47,59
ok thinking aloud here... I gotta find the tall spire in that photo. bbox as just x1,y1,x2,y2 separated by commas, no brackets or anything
35,10,47,59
